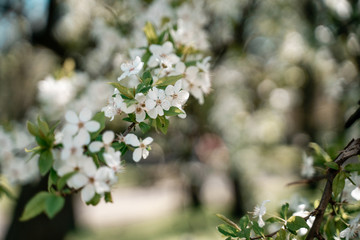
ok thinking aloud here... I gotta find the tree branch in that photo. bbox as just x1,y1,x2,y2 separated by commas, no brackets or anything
305,138,360,240
122,122,136,137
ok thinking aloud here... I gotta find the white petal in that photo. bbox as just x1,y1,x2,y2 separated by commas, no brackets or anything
76,129,90,145
162,41,173,54
133,148,142,162
186,66,199,78
80,157,97,176
351,187,360,200
175,62,185,74
143,137,153,145
81,184,95,202
178,91,190,105
73,130,89,146
85,121,100,132
174,80,182,92
147,108,157,119
158,89,165,99
161,100,171,111
124,133,140,147
136,111,146,122
95,181,110,194
147,88,158,100
68,173,88,189
65,111,79,124
165,85,174,96
145,99,156,110
142,149,150,159
102,131,115,144
156,106,164,116
89,141,104,152
79,108,92,122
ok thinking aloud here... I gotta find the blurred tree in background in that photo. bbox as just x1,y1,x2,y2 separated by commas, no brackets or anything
0,0,359,239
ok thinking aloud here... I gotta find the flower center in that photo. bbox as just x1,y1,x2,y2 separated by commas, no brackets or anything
78,122,84,129
140,143,145,149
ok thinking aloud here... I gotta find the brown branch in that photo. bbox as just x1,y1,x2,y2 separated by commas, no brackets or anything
287,176,326,186
122,122,136,137
305,138,360,240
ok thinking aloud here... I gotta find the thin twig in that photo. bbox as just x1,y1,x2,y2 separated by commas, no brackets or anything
122,122,136,137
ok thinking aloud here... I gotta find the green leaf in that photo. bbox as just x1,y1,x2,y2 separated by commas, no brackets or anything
0,184,15,200
280,203,289,220
325,162,339,170
252,221,264,236
309,142,332,162
27,121,39,137
45,194,65,219
139,122,151,134
105,192,113,203
37,116,49,136
86,193,101,206
143,21,158,44
333,171,346,199
141,70,153,84
156,116,169,134
108,82,134,99
217,224,238,237
136,82,152,94
57,171,77,191
164,106,184,116
48,168,58,191
20,192,50,221
286,216,309,234
238,215,250,230
155,74,183,87
345,163,360,172
90,112,106,140
275,229,287,240
39,150,53,176
35,136,49,148
141,50,152,66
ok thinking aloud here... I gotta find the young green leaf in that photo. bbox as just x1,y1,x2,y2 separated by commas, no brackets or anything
280,202,289,220
325,162,339,170
139,122,151,134
156,116,169,134
286,216,309,234
57,171,77,191
0,184,15,200
20,192,50,221
143,21,158,44
26,120,39,137
333,171,346,199
105,192,113,203
45,194,65,219
217,224,238,237
252,221,264,236
86,193,101,206
164,106,184,116
155,74,183,87
345,163,360,172
108,82,134,99
39,150,54,176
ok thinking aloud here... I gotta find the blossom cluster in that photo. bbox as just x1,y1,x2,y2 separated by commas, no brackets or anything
16,17,212,220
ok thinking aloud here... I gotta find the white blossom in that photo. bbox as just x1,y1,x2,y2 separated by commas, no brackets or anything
117,56,144,81
103,148,124,173
253,200,270,227
63,108,100,144
165,80,189,108
145,87,171,119
124,133,153,162
88,130,115,153
148,41,180,70
340,214,360,240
